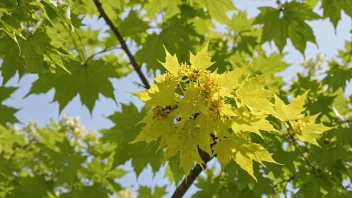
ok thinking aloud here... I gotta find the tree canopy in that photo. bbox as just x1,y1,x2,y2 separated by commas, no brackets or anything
1,0,352,197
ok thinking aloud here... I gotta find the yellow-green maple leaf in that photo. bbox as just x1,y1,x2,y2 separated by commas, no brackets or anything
274,91,308,121
130,112,175,149
164,119,213,175
213,134,279,180
159,46,180,77
236,75,274,114
292,114,334,147
231,117,279,139
173,86,208,129
132,81,176,108
220,66,248,98
190,43,214,71
196,114,218,138
231,107,280,138
131,84,157,102
212,137,233,171
221,104,237,117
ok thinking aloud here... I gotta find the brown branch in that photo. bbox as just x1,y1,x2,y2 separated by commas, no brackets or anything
92,0,150,89
171,149,212,198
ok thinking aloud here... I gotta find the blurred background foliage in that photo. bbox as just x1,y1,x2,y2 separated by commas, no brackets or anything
1,0,352,197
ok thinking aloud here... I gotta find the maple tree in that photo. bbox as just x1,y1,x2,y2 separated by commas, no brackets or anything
1,0,352,197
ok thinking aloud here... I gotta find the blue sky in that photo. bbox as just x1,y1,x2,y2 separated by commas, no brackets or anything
1,0,351,197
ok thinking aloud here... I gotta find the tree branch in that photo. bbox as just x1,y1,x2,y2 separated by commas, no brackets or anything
92,0,150,89
93,1,212,196
171,149,212,198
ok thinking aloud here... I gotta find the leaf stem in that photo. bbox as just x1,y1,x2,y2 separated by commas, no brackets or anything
92,0,150,89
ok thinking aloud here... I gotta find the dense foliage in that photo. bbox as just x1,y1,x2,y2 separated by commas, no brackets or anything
1,0,352,197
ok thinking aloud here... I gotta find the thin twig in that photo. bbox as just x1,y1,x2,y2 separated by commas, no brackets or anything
283,175,295,198
273,174,296,189
83,47,122,65
272,174,296,198
286,129,346,191
287,130,316,171
92,0,150,89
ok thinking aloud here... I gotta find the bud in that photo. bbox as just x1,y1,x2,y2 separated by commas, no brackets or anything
324,138,330,144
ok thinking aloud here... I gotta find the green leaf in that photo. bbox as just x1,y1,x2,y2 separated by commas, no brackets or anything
138,186,153,198
119,10,149,38
0,86,16,102
135,33,165,72
251,52,289,74
194,170,221,198
323,61,352,91
304,0,319,8
21,28,71,73
194,0,236,23
135,8,201,73
55,152,86,186
37,128,65,151
144,0,180,21
61,184,108,198
0,86,19,125
101,0,124,19
227,11,261,55
254,1,320,54
167,154,184,185
338,41,352,62
9,176,53,198
333,89,349,115
0,17,24,47
228,11,254,33
40,0,74,30
321,0,352,29
102,104,163,175
137,185,167,198
26,60,118,113
153,186,167,198
0,37,25,85
0,124,26,154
